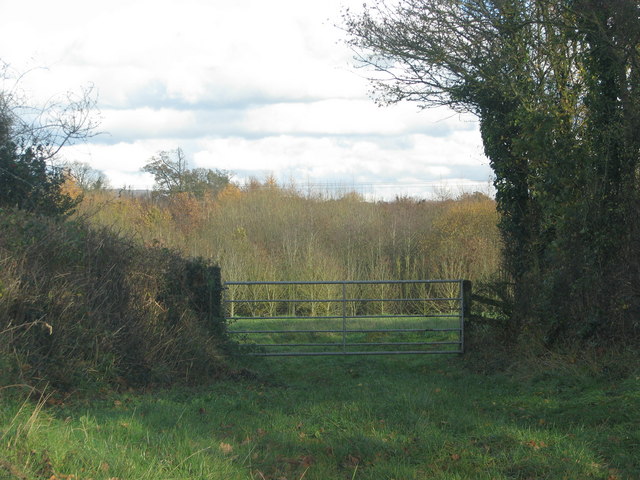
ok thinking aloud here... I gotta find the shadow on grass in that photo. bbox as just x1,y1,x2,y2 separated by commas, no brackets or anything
41,355,639,480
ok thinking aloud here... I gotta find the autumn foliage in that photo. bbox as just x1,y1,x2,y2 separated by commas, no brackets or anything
77,182,502,321
79,182,501,285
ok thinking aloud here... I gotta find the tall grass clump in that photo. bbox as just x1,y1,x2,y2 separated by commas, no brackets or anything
0,208,230,392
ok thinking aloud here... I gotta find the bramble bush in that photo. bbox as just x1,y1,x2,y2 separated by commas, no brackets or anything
0,209,230,392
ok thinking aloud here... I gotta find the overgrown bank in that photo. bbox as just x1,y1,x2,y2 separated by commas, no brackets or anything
0,209,230,392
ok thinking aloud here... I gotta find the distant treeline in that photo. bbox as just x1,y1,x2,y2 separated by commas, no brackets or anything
77,180,501,288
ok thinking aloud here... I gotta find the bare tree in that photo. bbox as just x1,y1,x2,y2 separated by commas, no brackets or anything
62,160,110,191
0,61,100,215
142,148,231,198
141,148,189,195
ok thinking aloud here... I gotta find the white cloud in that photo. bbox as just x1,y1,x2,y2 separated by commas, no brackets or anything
192,126,487,187
244,100,469,136
100,108,196,140
1,0,491,198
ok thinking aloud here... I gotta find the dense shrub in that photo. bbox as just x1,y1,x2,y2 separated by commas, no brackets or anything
0,208,229,392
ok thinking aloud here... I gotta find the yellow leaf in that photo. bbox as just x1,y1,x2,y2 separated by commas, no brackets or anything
219,442,234,455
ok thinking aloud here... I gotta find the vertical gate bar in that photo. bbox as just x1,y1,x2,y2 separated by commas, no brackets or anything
292,283,296,317
464,280,472,354
342,282,347,353
458,280,464,354
460,280,472,354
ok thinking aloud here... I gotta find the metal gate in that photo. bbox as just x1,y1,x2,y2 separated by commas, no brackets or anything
224,279,471,356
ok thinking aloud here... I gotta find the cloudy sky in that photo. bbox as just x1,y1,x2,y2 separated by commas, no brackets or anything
0,0,492,199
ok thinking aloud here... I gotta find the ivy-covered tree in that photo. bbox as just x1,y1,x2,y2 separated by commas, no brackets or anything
343,0,640,343
0,139,78,216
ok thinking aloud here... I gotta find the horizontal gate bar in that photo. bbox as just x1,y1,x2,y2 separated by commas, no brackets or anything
238,350,463,357
243,341,461,348
230,328,461,334
227,297,461,303
228,314,459,320
225,279,462,286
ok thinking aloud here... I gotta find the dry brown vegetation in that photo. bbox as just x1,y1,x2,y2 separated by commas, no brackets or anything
0,180,502,391
78,182,501,288
0,209,229,392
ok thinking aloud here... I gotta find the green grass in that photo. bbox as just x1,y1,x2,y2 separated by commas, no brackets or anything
1,353,638,480
228,316,462,355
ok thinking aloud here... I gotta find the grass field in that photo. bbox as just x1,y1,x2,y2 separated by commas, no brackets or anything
228,315,463,355
1,349,638,480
